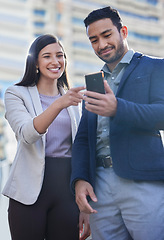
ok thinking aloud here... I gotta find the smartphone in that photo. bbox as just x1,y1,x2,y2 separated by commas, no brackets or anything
85,71,105,94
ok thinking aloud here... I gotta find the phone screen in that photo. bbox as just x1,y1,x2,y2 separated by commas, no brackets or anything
85,71,105,94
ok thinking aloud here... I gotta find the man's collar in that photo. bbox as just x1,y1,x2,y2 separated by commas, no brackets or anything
102,49,135,73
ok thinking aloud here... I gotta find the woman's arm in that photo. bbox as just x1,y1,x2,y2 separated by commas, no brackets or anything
33,86,84,134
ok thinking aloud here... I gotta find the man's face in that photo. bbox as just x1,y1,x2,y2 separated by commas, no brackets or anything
87,18,128,71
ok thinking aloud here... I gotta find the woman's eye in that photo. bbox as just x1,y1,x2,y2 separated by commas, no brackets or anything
43,55,50,59
57,54,64,58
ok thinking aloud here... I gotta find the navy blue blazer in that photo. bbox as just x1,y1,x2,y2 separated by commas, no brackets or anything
71,52,164,191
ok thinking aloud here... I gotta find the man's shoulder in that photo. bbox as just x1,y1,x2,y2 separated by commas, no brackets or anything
132,52,164,70
134,51,164,62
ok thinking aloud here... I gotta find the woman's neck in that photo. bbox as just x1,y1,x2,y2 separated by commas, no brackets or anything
37,79,59,96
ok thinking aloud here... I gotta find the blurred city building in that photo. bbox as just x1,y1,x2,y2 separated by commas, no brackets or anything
0,0,164,87
0,0,164,163
0,1,164,238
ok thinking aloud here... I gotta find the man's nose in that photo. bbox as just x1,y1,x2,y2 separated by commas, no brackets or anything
98,39,108,50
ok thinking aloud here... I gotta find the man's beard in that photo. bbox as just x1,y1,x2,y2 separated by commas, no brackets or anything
96,39,125,64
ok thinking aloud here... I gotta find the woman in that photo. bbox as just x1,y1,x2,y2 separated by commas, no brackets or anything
2,34,90,240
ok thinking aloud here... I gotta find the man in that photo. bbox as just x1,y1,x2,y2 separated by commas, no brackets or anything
71,6,164,240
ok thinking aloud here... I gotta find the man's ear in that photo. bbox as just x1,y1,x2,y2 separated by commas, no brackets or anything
121,26,128,38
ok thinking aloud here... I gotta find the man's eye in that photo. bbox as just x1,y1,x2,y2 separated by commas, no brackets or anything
91,40,97,44
105,34,111,38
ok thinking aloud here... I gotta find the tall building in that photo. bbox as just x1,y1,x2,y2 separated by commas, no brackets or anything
0,0,28,88
0,0,164,88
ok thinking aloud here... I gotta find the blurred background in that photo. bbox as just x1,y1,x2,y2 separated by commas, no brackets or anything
0,0,164,239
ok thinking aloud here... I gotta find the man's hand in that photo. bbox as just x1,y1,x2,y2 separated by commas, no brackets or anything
83,80,117,116
79,212,91,240
75,180,97,214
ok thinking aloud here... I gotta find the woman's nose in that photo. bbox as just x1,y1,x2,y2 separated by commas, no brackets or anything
51,57,58,64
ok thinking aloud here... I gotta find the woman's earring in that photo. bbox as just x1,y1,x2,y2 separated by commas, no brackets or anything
36,67,39,74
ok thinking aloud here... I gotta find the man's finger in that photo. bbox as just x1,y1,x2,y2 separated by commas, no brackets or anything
104,80,113,93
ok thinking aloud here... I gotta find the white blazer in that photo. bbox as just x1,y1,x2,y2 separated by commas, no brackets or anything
2,85,81,204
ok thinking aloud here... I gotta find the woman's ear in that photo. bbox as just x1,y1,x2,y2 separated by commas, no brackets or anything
36,64,39,74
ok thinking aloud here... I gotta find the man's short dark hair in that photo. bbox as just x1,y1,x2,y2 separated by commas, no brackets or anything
84,6,123,32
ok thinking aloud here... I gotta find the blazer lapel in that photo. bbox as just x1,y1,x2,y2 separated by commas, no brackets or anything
28,86,45,146
88,112,97,140
116,52,143,96
59,87,81,142
28,86,43,116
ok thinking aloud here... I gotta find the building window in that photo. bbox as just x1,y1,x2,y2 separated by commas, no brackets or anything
73,61,101,72
33,9,46,16
0,13,27,25
0,35,28,47
128,31,160,42
56,13,61,21
119,10,159,21
136,0,158,5
33,22,45,28
73,41,91,49
72,17,84,26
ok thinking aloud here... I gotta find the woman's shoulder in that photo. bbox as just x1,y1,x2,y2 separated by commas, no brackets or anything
4,85,39,105
6,84,26,93
5,85,36,95
6,83,34,90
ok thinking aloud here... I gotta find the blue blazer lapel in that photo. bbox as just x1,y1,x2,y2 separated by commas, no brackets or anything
116,52,143,96
88,112,97,142
88,112,97,127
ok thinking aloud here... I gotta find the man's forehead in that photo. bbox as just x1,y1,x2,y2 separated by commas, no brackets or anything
87,18,115,36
